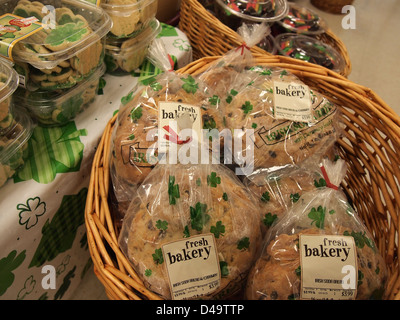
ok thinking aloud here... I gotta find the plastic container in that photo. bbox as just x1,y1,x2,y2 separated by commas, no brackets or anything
275,33,345,73
213,0,289,31
0,0,111,91
275,2,327,35
100,0,158,38
105,18,161,75
14,62,106,126
0,58,19,135
257,33,277,54
0,105,33,188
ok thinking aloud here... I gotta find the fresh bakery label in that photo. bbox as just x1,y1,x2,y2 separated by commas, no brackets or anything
253,99,336,147
300,234,358,300
0,14,43,61
158,102,202,151
162,234,220,300
273,80,312,122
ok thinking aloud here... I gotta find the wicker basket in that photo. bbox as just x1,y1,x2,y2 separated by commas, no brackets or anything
311,0,354,15
85,54,400,300
178,0,352,77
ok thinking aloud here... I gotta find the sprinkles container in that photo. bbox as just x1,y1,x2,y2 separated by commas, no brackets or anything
213,0,289,31
275,33,345,73
276,2,327,35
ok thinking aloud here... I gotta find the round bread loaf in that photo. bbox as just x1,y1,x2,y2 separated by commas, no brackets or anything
245,181,388,300
118,162,262,300
110,72,223,204
200,65,341,171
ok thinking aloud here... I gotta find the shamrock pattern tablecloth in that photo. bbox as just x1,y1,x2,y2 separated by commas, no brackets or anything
0,23,192,300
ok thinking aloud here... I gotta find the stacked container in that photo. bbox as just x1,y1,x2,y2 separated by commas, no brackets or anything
101,0,161,75
1,0,112,126
0,58,33,187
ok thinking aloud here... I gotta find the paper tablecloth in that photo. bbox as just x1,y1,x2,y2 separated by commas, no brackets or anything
0,23,192,300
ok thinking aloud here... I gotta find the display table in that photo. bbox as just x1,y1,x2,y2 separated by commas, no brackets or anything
0,23,192,300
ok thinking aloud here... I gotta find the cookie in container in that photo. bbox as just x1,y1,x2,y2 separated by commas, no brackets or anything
0,0,111,91
99,0,158,39
0,58,19,136
104,18,161,75
14,62,106,126
0,106,34,187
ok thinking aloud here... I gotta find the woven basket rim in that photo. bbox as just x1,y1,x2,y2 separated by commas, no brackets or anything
85,54,400,300
178,0,352,77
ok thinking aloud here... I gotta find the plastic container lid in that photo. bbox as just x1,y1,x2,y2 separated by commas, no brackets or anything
215,0,289,23
275,33,345,73
1,0,112,69
100,0,157,17
277,3,327,35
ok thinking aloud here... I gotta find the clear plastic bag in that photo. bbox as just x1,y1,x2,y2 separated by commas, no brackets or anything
196,23,342,174
245,158,388,300
109,39,223,207
244,164,324,237
118,160,262,300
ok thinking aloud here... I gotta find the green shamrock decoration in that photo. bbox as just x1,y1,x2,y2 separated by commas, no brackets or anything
181,75,198,94
28,188,88,268
207,172,221,188
17,197,47,230
0,250,26,296
168,175,180,205
210,221,225,238
190,202,210,232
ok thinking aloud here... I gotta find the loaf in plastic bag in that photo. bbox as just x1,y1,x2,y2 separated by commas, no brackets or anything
245,158,388,300
110,39,223,205
196,24,341,173
244,164,324,237
118,161,262,300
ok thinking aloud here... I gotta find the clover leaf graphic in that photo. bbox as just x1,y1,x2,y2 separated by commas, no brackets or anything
17,275,36,300
172,39,191,52
17,197,46,230
0,250,26,296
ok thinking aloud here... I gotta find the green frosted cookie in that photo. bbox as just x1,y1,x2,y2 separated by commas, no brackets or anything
44,21,91,51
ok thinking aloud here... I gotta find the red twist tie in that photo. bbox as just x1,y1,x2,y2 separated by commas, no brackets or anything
320,165,339,190
235,42,250,56
167,54,175,71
